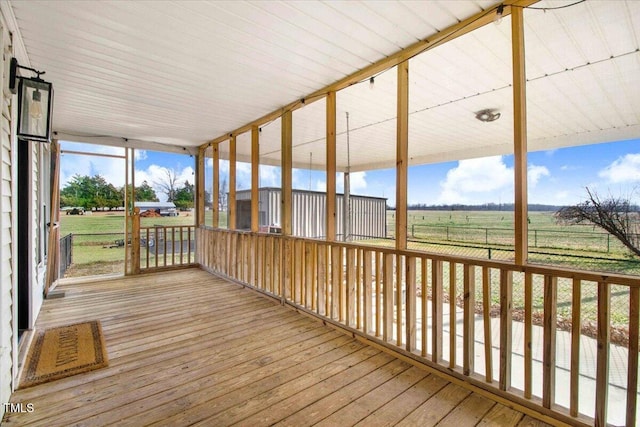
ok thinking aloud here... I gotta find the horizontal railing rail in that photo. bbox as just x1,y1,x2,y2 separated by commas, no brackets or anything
197,227,640,427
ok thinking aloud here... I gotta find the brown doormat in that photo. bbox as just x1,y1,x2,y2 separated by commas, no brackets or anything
20,320,108,389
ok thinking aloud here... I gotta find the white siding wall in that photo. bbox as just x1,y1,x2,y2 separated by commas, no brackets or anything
0,15,14,417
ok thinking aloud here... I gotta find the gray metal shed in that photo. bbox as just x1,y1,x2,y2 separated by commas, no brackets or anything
233,187,387,240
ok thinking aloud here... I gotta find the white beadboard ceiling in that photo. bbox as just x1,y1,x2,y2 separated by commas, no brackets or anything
4,0,640,171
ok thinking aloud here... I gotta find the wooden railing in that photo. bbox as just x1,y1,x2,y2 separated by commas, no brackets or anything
130,224,196,273
197,227,640,427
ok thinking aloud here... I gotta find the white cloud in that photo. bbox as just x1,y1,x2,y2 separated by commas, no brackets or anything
135,150,148,161
599,153,640,183
528,164,550,188
336,171,367,193
437,156,512,204
259,165,281,187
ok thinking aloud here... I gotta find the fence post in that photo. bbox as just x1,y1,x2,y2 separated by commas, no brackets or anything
412,224,415,238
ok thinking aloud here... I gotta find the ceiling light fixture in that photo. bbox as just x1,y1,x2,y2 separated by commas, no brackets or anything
369,77,375,89
475,109,501,122
494,4,505,25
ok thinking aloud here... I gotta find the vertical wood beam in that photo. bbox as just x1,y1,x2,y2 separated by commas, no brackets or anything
281,110,293,236
396,61,409,250
512,4,528,265
195,146,205,227
229,135,237,230
251,126,260,232
326,91,337,241
212,144,220,227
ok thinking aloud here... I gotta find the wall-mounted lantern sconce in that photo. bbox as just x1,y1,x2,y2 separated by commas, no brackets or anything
9,57,53,142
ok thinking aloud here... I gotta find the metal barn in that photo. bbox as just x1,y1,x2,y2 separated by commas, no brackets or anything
234,187,387,240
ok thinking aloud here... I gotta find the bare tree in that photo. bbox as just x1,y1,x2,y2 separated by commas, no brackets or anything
555,187,640,257
154,168,179,202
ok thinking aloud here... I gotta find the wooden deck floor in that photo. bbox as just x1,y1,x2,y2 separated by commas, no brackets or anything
4,268,553,427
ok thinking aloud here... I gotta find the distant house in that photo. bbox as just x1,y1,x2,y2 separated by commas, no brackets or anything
135,201,178,217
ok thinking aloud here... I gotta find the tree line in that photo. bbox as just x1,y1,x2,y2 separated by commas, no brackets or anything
60,172,195,211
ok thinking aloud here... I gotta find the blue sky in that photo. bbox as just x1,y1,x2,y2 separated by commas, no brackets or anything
61,138,639,206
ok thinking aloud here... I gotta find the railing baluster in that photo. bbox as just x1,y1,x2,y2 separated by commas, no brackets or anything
376,251,383,337
463,264,475,376
449,262,457,369
171,226,175,267
305,242,313,309
543,275,557,409
627,286,639,427
421,257,428,358
357,248,363,330
331,245,340,320
363,249,372,334
317,243,327,316
432,259,443,363
500,270,513,391
397,255,404,347
482,266,493,383
347,247,356,327
383,253,394,343
570,278,581,417
406,256,417,352
595,281,610,426
524,272,533,399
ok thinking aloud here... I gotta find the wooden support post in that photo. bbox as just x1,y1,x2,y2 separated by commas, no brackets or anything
396,61,409,250
212,144,220,227
282,110,293,236
45,140,61,293
512,3,528,265
196,147,205,227
251,126,259,232
326,91,337,241
229,135,236,230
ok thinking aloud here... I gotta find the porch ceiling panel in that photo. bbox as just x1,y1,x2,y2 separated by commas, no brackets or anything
5,1,640,171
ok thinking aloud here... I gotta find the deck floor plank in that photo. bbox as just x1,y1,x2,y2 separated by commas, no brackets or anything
3,268,554,427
